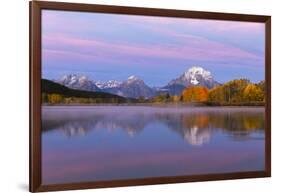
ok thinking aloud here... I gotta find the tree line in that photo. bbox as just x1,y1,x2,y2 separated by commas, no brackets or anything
42,93,126,104
42,79,265,106
150,79,265,106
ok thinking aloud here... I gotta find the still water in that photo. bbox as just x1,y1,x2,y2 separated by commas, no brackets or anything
42,106,265,185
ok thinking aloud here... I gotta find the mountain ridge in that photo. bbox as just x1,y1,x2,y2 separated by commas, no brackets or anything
42,79,134,103
54,66,220,98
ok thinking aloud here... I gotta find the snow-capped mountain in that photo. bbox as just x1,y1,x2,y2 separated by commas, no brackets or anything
168,66,219,87
103,76,155,99
95,80,122,89
56,74,155,99
114,75,155,99
56,74,100,91
163,66,220,95
55,66,219,98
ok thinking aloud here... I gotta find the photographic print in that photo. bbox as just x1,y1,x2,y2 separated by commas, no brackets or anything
35,4,270,189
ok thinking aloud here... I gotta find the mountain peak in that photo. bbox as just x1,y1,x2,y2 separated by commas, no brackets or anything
165,66,219,95
128,75,139,80
60,74,89,82
120,75,154,98
188,66,205,73
96,80,121,89
184,66,212,80
57,74,99,91
126,75,143,84
56,66,219,99
183,66,213,85
61,74,76,80
187,66,205,76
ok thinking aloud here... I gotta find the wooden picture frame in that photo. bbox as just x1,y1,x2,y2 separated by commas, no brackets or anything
30,1,271,192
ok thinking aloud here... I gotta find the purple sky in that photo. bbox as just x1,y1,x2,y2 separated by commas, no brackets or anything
42,10,265,86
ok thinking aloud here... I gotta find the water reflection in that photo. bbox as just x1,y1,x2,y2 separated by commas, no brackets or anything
42,106,264,146
42,106,265,184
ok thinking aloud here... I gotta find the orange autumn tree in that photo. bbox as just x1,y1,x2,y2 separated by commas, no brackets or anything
182,86,209,103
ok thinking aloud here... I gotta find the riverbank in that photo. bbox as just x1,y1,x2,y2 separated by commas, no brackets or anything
42,101,265,107
42,102,265,108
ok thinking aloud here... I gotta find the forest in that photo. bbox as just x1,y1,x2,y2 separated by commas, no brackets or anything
146,79,265,106
42,79,265,106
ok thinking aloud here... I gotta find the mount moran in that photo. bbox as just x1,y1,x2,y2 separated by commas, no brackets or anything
55,66,220,99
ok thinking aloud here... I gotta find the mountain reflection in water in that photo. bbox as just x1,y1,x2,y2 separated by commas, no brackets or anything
42,106,265,185
42,106,264,146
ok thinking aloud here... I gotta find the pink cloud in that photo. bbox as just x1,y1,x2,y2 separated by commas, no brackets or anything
42,10,264,70
43,48,118,65
42,10,97,33
43,33,262,66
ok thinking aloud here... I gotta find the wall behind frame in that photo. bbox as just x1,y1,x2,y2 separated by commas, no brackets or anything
0,0,280,193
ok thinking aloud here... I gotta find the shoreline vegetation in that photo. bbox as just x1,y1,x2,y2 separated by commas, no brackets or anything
42,102,265,107
42,79,265,107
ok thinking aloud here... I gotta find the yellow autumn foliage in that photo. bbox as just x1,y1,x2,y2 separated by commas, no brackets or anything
243,84,264,102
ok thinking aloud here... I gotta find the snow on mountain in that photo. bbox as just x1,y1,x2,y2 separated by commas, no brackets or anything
127,75,140,81
57,74,155,99
168,66,219,88
107,75,155,99
57,74,100,91
128,75,137,80
163,66,220,95
185,66,213,84
124,75,143,84
95,80,121,89
56,66,219,98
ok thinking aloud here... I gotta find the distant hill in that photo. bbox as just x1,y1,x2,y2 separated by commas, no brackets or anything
42,79,131,103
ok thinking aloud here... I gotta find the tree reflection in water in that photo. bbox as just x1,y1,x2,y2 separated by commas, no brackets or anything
42,106,264,146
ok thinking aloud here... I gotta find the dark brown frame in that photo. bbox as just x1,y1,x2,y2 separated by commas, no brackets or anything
30,1,271,192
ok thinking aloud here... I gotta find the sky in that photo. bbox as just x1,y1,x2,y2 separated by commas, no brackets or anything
42,10,265,87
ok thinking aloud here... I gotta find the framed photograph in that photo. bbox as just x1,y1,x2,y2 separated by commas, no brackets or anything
30,1,271,192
